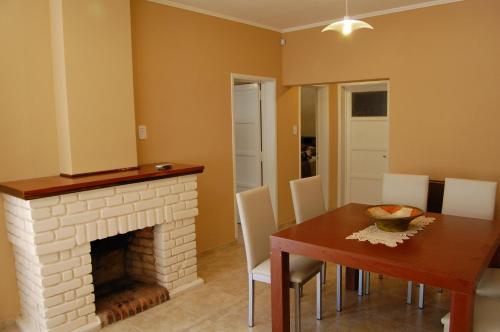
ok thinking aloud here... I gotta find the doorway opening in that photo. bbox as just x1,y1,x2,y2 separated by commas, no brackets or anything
338,81,389,206
231,74,277,234
299,85,330,209
300,86,317,178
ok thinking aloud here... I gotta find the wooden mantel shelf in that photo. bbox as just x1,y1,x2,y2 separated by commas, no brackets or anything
0,163,204,200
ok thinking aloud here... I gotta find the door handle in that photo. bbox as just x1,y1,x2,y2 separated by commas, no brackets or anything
382,155,387,158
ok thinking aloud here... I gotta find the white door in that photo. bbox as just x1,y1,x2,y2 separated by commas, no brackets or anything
343,83,389,205
233,83,262,196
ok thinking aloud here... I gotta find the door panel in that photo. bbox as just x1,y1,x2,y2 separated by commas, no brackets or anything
350,119,388,150
233,84,262,195
236,155,260,188
350,177,384,204
235,123,258,151
350,150,388,178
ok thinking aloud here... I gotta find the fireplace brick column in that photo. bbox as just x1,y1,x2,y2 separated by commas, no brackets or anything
3,174,201,332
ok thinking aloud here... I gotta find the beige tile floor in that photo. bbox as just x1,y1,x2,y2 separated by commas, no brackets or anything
1,233,450,332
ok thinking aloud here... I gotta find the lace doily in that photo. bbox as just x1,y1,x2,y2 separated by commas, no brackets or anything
346,216,436,248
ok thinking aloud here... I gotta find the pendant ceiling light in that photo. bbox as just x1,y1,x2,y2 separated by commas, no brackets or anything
322,0,373,35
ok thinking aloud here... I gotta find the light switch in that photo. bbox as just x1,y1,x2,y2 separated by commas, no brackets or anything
292,125,298,136
138,125,147,140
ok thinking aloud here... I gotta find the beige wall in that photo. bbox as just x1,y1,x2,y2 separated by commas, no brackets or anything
283,0,500,216
0,0,60,322
130,0,298,252
51,0,138,175
277,87,301,225
300,86,316,137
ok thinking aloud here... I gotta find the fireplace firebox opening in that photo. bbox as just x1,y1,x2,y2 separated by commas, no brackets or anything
90,227,169,326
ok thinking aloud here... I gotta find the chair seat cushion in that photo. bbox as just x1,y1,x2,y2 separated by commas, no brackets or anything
441,296,500,332
476,268,500,297
252,254,322,284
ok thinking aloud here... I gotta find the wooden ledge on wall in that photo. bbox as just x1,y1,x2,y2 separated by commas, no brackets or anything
0,162,204,200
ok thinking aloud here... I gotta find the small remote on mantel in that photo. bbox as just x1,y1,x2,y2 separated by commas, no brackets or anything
155,163,173,170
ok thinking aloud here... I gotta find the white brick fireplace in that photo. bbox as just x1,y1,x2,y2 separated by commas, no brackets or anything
3,174,202,332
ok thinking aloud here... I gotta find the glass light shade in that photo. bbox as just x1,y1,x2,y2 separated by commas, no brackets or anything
322,17,373,35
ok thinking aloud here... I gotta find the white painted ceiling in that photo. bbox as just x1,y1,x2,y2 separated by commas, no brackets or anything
151,0,460,31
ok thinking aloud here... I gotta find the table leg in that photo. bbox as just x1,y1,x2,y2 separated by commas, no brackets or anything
345,267,358,290
271,242,290,332
490,244,500,268
450,291,474,332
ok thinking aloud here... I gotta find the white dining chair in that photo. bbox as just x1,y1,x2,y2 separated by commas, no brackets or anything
290,176,339,308
441,295,500,332
381,173,430,308
236,186,323,331
442,177,499,298
290,176,327,282
442,178,497,220
290,176,326,223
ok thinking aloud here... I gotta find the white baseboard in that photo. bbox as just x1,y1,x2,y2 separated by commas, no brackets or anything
74,319,101,332
169,278,204,298
0,320,17,330
15,318,32,332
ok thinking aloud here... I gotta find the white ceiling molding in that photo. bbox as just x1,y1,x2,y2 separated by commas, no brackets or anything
282,0,463,33
148,0,463,34
148,0,282,32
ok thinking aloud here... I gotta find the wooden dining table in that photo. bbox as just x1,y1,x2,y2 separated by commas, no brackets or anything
270,203,500,332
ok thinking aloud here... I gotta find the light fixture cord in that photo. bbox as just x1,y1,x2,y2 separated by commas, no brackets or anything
345,0,348,16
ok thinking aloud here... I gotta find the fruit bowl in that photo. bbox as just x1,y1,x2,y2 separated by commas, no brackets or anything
365,205,424,232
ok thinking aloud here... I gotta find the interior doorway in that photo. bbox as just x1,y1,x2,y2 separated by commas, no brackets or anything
299,85,330,209
300,86,317,178
338,81,389,206
231,74,277,232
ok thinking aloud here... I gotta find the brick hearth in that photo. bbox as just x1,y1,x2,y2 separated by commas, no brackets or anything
95,283,169,327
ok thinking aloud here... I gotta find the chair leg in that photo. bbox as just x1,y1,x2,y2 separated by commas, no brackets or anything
316,272,322,320
407,281,413,304
418,284,425,309
294,284,301,332
358,269,364,296
365,271,370,295
248,275,254,327
321,262,327,284
336,265,343,312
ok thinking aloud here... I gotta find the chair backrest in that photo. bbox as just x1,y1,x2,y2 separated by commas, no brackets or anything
236,186,277,273
382,173,430,211
442,178,497,220
290,176,326,223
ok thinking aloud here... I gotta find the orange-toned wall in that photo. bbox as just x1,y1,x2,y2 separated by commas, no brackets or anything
51,0,138,175
277,87,300,224
131,0,299,253
283,0,500,216
0,0,60,322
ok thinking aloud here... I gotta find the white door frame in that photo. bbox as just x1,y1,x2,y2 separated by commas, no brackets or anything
337,80,390,207
298,85,330,210
316,85,330,210
230,74,277,237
